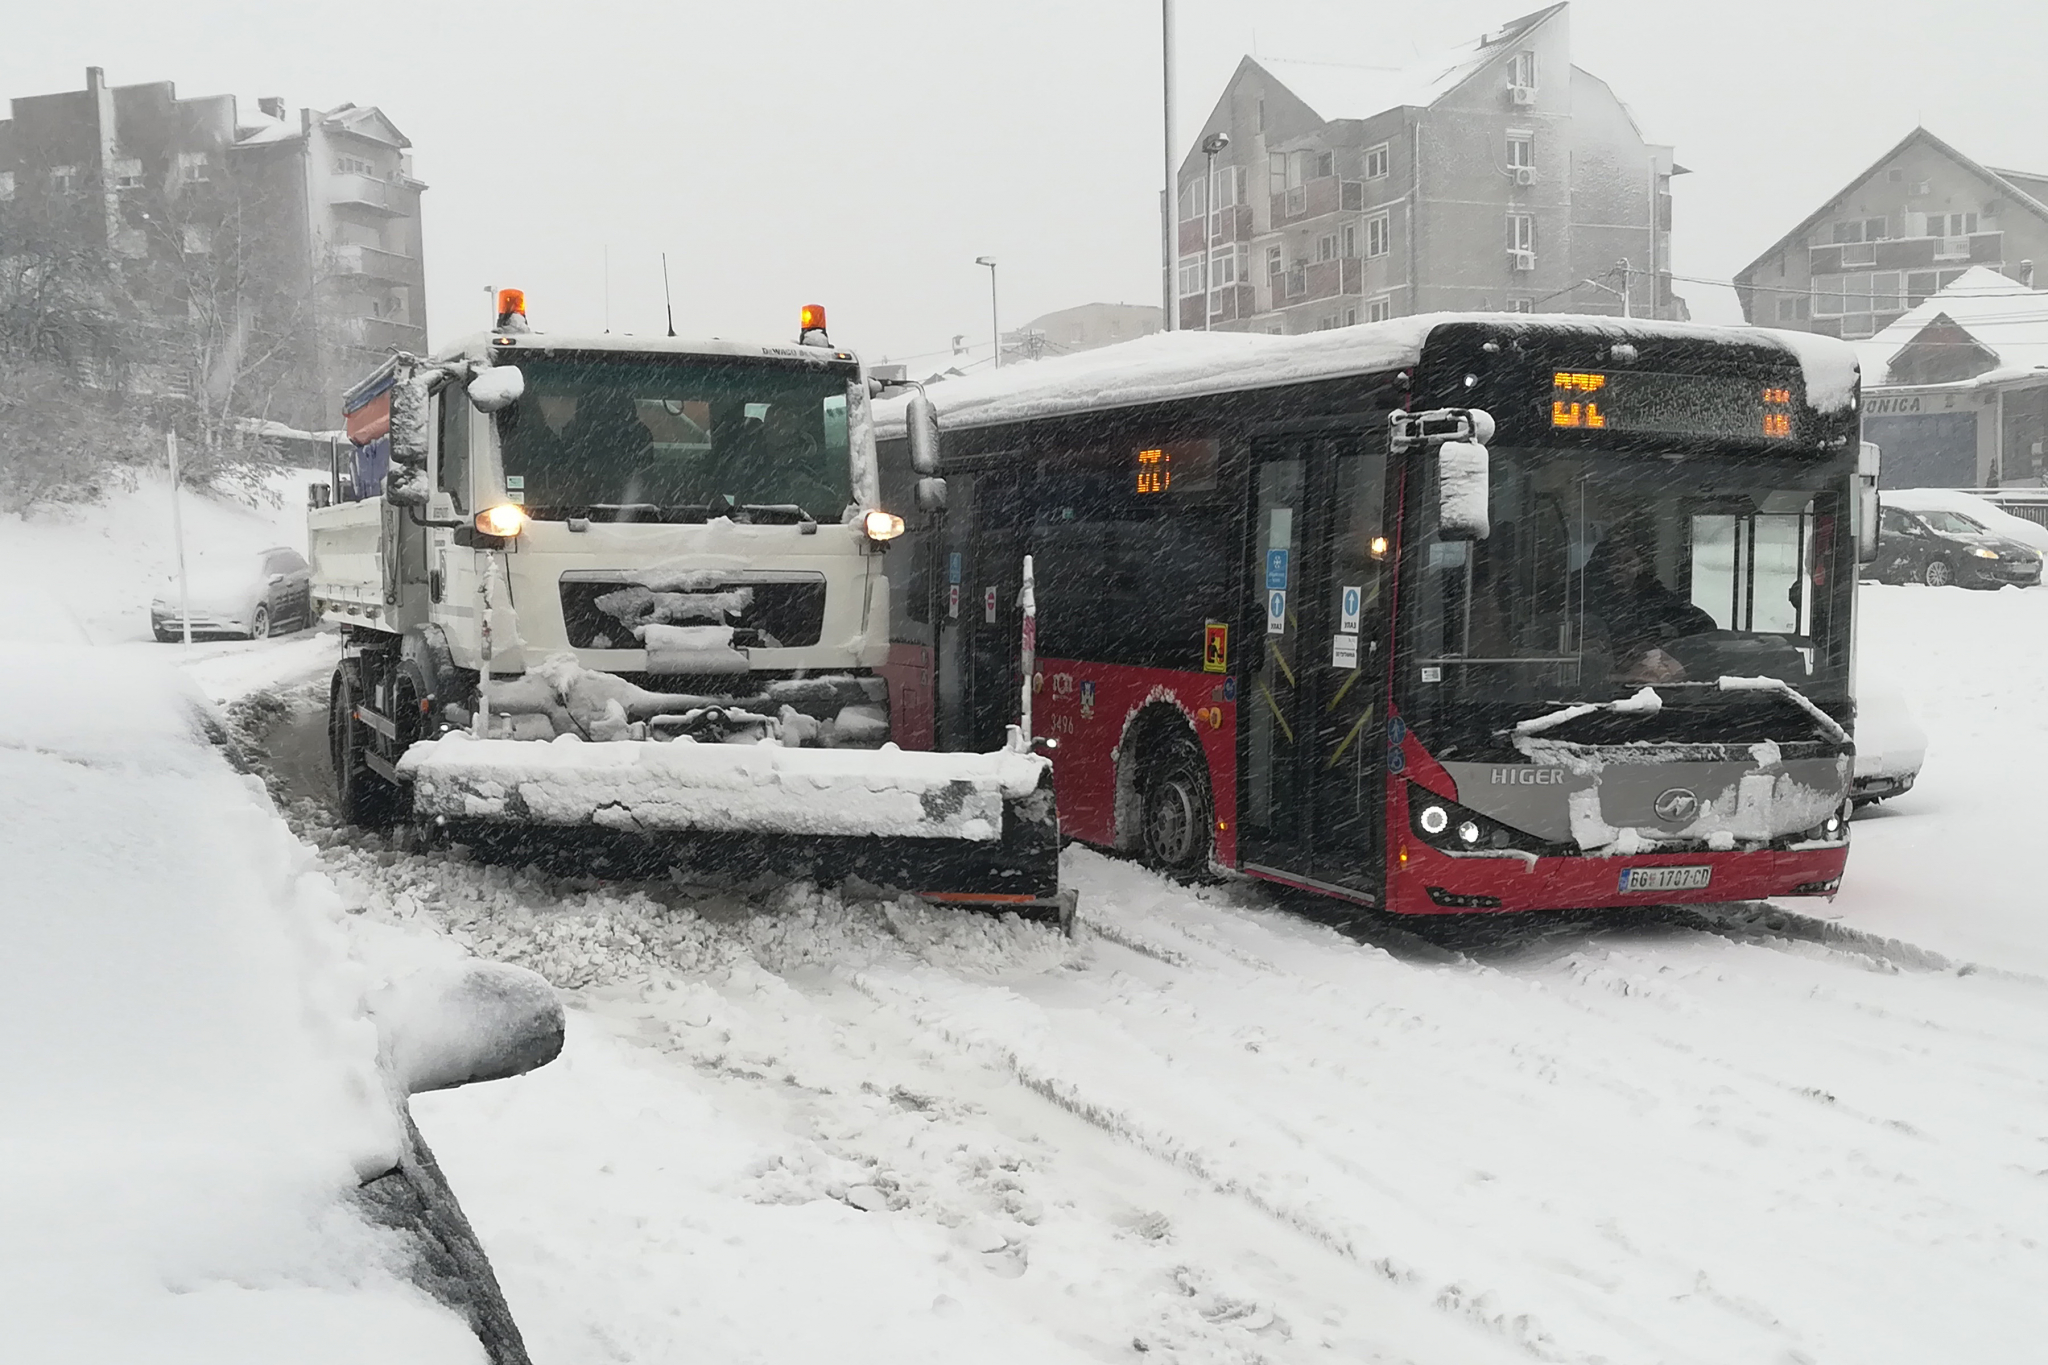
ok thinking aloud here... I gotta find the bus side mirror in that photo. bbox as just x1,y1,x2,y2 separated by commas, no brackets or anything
1437,440,1491,540
915,476,948,513
468,364,525,413
1856,439,1881,564
906,392,940,476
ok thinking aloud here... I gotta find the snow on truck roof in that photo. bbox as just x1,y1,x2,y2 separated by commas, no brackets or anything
872,313,1860,438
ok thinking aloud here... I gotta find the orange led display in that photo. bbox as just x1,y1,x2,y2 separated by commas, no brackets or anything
1554,371,1607,393
1136,447,1170,494
1762,387,1792,406
1551,400,1607,429
1763,412,1792,438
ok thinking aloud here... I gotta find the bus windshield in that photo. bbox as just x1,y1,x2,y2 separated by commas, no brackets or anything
493,354,854,521
1407,445,1852,708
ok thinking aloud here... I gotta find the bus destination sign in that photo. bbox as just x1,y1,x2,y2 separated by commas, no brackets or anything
1549,371,1796,441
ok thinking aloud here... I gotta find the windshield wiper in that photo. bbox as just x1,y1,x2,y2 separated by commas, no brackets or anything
1504,686,1663,737
1716,675,1850,744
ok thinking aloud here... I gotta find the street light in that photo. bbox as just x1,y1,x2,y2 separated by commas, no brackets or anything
975,256,1000,368
1200,132,1230,331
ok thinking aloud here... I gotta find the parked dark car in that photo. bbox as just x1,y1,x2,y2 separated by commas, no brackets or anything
1871,506,2042,588
151,545,314,640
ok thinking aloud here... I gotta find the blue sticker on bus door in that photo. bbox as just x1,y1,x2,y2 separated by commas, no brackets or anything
1265,549,1291,591
948,552,962,585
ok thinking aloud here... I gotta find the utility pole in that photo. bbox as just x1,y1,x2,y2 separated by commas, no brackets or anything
1201,132,1231,331
976,257,1000,368
1617,258,1633,318
167,430,191,649
1161,0,1177,332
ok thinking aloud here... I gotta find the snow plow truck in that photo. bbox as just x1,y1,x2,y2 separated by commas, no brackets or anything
308,292,1071,926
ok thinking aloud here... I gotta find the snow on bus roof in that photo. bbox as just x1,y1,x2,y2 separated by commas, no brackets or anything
873,313,1859,437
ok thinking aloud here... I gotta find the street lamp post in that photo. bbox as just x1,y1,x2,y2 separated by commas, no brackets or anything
975,256,1000,368
1200,132,1230,331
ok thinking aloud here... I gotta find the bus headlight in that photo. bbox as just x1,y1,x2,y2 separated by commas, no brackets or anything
1457,820,1483,846
1418,804,1449,834
476,504,528,537
862,510,905,542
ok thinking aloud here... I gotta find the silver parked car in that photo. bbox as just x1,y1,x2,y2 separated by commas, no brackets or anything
151,546,314,641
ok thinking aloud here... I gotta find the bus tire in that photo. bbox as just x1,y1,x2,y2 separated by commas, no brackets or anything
331,665,399,829
1139,732,1212,871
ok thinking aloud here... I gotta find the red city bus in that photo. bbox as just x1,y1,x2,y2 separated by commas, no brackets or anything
876,315,1865,915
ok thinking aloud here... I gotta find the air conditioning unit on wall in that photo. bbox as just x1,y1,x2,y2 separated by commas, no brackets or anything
1513,166,1537,187
1509,248,1536,272
1509,85,1537,106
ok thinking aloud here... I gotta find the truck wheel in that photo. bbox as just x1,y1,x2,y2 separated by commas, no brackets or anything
330,667,398,829
1140,732,1212,871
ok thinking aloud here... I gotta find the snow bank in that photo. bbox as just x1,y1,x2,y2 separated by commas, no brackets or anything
0,640,478,1361
401,733,1047,838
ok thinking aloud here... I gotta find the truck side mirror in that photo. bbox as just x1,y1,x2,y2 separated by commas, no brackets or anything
915,476,948,513
468,364,525,413
906,392,940,476
1856,439,1881,564
1436,440,1491,540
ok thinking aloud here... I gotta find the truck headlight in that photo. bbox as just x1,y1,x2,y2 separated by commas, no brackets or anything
862,510,905,542
476,504,528,537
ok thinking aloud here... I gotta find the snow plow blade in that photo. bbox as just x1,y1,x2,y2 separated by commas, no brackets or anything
396,736,1072,927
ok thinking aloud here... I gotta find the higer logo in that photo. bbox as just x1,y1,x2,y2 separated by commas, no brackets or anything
1489,767,1564,786
1653,788,1701,824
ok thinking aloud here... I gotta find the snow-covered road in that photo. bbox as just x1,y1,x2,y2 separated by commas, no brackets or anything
220,581,2048,1364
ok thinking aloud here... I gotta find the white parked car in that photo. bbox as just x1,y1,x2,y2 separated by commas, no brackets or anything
151,545,314,641
0,636,561,1362
1852,687,1927,807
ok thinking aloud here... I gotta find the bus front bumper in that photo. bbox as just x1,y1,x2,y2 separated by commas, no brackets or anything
1385,839,1849,915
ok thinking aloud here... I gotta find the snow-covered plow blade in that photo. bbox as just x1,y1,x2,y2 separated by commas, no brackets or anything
397,736,1072,925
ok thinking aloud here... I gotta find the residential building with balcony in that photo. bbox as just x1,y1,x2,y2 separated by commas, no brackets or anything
1733,127,2048,344
0,67,427,431
1168,3,1682,334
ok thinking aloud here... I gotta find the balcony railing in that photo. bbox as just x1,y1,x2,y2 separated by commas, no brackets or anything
334,244,416,282
354,317,427,351
331,174,407,215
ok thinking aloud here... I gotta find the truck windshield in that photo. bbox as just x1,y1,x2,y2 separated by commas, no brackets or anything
493,354,854,521
1405,446,1853,712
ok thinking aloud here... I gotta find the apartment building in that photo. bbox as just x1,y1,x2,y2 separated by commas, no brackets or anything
0,67,428,430
1169,3,1682,333
1734,127,2048,342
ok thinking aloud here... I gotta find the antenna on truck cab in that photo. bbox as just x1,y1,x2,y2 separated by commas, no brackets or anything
661,253,676,337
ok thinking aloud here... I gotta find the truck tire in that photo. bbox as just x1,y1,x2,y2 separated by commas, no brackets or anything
1140,731,1212,871
331,666,399,829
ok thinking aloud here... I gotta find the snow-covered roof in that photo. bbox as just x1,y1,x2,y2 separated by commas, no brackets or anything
1854,267,2048,388
1253,4,1560,122
874,313,1860,437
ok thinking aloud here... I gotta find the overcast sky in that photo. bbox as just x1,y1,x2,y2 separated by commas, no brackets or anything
6,1,2043,366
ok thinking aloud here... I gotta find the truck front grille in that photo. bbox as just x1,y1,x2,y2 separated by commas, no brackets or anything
558,572,828,650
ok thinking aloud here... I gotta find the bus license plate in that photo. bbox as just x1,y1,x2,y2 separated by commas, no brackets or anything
1619,865,1712,893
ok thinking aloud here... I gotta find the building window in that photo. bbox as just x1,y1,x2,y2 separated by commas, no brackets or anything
1508,297,1535,314
1831,216,1888,244
1905,270,1939,306
1314,150,1334,179
49,164,80,195
1365,143,1390,179
1340,222,1358,258
1366,211,1391,258
1265,244,1283,276
1178,255,1203,298
1208,166,1238,238
1776,295,1809,322
1367,296,1392,323
1340,180,1363,210
1343,307,1358,326
1812,274,1844,316
1507,134,1534,169
1926,211,1978,237
177,151,211,183
1316,233,1337,263
1510,50,1538,89
1181,179,1204,223
336,154,377,177
0,171,13,201
112,157,144,190
1286,264,1306,298
1509,213,1536,254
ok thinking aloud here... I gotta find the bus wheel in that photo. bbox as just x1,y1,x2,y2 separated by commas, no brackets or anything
1140,734,1212,871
